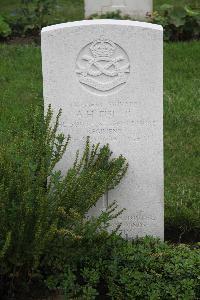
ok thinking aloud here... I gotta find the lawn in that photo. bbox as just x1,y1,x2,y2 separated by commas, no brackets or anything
164,42,200,241
0,41,199,242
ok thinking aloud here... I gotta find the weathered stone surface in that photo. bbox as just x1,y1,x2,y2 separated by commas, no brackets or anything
84,0,153,19
41,20,164,239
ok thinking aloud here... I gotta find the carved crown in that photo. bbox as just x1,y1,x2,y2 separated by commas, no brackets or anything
90,37,116,58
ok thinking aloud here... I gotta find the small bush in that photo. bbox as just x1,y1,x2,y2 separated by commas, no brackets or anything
152,5,200,41
0,16,12,38
46,236,200,299
89,6,200,42
9,0,58,36
0,105,127,299
89,10,128,21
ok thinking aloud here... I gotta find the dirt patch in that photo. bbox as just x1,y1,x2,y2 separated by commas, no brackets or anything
0,35,40,45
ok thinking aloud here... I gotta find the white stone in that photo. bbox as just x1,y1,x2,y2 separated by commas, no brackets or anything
41,20,164,239
84,0,153,19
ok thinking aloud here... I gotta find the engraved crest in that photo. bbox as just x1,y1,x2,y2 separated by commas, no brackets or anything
76,36,130,95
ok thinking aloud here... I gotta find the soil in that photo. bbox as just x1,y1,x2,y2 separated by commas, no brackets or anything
0,35,40,45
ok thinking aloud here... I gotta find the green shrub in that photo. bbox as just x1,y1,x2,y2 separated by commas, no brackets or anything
0,105,127,299
9,0,58,36
152,5,200,41
0,16,12,38
89,5,200,42
46,236,200,299
89,10,128,21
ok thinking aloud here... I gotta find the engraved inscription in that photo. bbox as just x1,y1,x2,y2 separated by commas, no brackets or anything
111,211,157,233
58,99,159,143
76,36,130,95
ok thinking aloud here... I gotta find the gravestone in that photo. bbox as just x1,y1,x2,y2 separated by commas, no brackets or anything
84,0,153,19
41,19,163,239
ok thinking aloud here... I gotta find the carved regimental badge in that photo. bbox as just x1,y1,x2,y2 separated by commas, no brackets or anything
76,37,130,95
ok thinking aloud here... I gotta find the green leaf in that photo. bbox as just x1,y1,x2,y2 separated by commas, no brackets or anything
159,4,173,11
171,6,187,19
169,16,185,27
0,16,12,37
184,6,200,17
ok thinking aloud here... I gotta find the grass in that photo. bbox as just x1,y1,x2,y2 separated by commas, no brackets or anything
0,45,42,145
164,42,200,241
0,41,200,242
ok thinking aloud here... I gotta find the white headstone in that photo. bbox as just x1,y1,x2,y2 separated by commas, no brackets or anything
85,0,153,19
41,20,163,239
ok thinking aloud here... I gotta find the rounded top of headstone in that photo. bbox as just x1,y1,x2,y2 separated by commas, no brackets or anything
41,19,163,34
